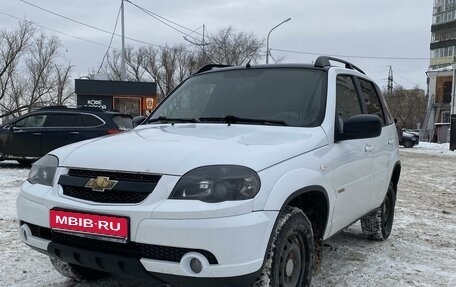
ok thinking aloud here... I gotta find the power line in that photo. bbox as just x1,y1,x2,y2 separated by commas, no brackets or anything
395,72,421,87
0,11,118,50
19,0,166,49
270,48,430,60
124,0,201,42
97,3,122,74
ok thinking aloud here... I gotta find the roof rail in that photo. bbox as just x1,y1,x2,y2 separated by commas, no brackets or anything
195,64,232,74
38,106,69,111
314,56,365,75
38,105,105,112
77,106,105,112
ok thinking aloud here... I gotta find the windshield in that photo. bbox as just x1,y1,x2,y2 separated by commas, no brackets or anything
149,68,326,127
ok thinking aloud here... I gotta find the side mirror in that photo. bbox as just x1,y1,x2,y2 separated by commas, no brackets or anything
132,116,147,127
338,114,382,141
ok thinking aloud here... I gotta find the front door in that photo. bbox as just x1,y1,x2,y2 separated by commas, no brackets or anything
5,114,47,157
330,75,375,233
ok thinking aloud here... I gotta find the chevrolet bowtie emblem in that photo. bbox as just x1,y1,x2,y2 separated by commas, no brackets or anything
85,176,118,192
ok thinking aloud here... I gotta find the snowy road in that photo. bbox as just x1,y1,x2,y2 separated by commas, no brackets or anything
1,144,455,287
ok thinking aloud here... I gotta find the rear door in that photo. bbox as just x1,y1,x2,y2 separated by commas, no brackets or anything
356,77,395,206
79,113,109,140
40,113,83,154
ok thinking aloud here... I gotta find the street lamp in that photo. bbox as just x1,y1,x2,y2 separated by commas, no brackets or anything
266,18,291,64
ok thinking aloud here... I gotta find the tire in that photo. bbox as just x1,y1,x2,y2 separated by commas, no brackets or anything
255,207,314,287
49,257,109,281
402,140,414,148
361,183,396,241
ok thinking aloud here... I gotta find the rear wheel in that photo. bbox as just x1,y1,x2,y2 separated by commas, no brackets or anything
361,183,396,240
255,207,314,287
50,257,109,281
402,140,414,148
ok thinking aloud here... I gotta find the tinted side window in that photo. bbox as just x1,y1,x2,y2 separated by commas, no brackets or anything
358,78,385,125
81,114,104,127
336,75,362,120
44,114,83,127
15,115,47,128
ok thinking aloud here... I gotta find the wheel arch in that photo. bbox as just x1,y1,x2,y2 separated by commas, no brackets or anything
280,186,330,242
260,186,330,277
391,161,401,193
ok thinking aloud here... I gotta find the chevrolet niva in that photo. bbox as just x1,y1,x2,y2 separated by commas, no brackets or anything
17,56,400,287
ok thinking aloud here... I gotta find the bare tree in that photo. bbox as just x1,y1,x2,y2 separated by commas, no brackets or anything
204,27,264,65
51,63,75,106
385,86,427,129
104,49,123,81
0,22,34,105
99,26,264,101
0,24,74,119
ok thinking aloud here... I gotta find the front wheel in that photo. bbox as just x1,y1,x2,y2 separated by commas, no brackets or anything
361,183,396,240
256,207,314,287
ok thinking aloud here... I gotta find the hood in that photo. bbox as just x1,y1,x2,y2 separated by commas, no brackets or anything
54,124,328,175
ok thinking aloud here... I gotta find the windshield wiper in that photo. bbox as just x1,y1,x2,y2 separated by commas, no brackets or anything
148,116,199,124
199,115,288,126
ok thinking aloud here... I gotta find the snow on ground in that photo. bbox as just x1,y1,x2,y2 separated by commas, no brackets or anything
402,142,456,157
0,143,455,287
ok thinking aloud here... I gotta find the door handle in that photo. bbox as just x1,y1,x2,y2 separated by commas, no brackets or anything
388,139,394,146
364,145,374,152
69,132,79,135
32,133,41,136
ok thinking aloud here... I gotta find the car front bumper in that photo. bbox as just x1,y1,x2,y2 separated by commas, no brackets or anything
17,190,277,284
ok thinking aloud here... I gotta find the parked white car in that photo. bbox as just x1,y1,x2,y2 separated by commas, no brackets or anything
17,57,401,287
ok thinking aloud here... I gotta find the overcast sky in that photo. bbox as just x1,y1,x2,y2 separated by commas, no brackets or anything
2,0,433,91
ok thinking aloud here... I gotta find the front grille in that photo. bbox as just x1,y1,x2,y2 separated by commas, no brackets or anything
68,169,161,183
62,185,150,203
60,169,162,204
24,222,218,264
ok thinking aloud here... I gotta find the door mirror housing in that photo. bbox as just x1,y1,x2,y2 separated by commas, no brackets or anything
132,116,147,127
337,114,382,141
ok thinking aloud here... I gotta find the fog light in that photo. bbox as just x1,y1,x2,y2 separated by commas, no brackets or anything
190,257,202,274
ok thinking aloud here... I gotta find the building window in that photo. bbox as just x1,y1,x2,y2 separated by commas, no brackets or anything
113,97,142,117
442,112,451,123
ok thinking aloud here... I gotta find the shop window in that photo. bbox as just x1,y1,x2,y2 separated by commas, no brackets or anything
113,97,141,117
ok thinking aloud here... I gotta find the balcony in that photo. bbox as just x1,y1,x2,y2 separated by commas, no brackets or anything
430,56,456,67
434,3,456,14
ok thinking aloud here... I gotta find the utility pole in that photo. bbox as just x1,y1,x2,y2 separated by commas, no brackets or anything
183,25,210,62
120,0,126,81
387,66,394,95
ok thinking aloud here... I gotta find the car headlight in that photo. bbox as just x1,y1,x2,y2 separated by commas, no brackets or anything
170,165,261,203
27,155,59,186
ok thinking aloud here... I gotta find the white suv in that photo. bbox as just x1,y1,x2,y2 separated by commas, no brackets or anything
17,57,401,287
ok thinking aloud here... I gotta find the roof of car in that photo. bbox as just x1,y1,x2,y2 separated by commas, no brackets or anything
34,106,126,116
195,56,366,76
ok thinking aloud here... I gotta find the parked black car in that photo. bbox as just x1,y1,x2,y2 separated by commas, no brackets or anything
400,130,419,148
0,106,133,164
